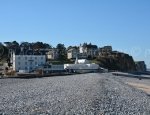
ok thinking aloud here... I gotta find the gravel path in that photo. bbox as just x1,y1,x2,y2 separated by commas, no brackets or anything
0,73,150,114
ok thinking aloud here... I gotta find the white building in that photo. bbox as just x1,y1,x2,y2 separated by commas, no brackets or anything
79,44,98,58
67,47,79,59
64,59,99,73
13,54,46,72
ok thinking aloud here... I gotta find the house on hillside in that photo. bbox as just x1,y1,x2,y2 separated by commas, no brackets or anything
67,47,79,59
46,48,59,60
98,46,112,56
79,43,98,59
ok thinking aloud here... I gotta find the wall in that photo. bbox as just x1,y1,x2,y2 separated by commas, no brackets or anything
13,55,46,71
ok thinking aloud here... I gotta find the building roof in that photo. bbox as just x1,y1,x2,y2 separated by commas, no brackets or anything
77,59,90,64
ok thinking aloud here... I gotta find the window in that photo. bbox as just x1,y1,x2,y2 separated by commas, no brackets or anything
41,57,43,59
18,62,20,65
18,57,20,59
35,57,37,59
25,62,27,65
35,62,37,65
25,57,27,60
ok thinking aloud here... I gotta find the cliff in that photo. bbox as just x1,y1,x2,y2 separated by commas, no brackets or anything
135,61,147,72
97,51,136,72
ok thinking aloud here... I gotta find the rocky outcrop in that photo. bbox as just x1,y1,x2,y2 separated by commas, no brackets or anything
135,61,147,72
97,51,136,72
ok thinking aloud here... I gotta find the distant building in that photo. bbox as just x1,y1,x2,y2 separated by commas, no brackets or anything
78,53,88,59
79,43,98,58
67,47,79,59
13,54,46,72
99,46,112,56
46,49,59,60
75,59,90,64
64,59,99,73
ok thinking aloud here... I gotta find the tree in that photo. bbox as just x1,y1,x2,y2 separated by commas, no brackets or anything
11,41,20,54
4,42,12,48
12,41,19,47
67,46,73,50
43,43,52,49
20,42,30,49
32,42,52,50
4,41,20,55
0,44,9,61
56,43,67,61
32,42,44,50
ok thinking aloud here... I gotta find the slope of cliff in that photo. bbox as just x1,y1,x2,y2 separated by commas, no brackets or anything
97,51,136,72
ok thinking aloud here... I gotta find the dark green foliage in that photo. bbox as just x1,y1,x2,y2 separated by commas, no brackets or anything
0,45,9,61
56,43,67,61
32,42,52,50
1,41,52,62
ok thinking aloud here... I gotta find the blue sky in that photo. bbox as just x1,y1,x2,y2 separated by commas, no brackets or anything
0,0,150,67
